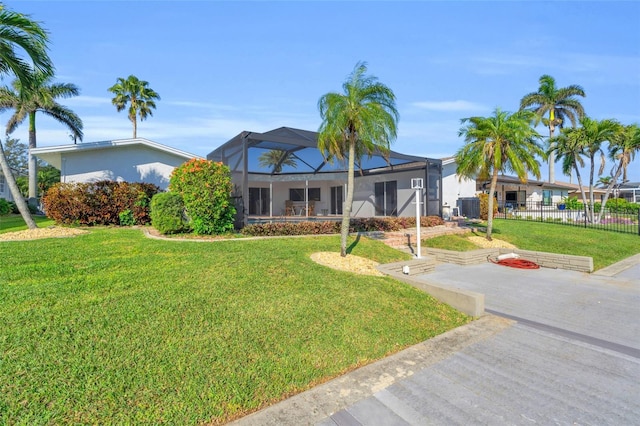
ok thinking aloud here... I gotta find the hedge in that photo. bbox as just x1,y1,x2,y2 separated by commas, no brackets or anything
241,216,444,237
42,181,159,226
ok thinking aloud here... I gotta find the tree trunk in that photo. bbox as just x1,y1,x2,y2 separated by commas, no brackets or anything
131,115,137,139
596,157,625,223
573,161,590,222
486,168,499,241
28,111,38,206
588,154,596,223
340,138,356,257
0,139,37,229
548,124,556,184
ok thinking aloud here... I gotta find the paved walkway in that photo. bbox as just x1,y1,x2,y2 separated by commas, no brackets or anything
232,253,640,425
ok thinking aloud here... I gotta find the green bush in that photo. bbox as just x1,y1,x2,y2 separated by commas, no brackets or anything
118,209,135,226
169,159,236,235
0,198,11,216
150,192,190,234
564,196,583,210
478,193,497,220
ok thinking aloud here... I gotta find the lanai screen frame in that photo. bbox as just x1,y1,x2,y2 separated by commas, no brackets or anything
207,127,442,226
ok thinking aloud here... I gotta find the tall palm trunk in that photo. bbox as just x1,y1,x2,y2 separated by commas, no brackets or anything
131,115,137,139
548,123,556,184
587,153,597,223
28,110,37,205
572,160,591,222
340,137,356,257
486,168,499,241
0,140,37,229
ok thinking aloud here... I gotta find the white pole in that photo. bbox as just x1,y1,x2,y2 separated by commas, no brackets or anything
415,186,421,259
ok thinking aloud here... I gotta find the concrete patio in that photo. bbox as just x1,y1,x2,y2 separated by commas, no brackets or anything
232,253,640,425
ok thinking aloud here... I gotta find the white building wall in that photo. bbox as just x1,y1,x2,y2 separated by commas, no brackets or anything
0,173,13,201
441,161,476,210
60,145,188,190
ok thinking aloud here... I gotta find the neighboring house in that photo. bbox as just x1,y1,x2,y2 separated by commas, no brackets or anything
31,138,200,190
476,175,573,208
0,172,13,202
440,156,476,215
618,182,640,203
207,127,443,226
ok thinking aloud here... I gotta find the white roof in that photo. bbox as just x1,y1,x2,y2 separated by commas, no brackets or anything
31,138,201,169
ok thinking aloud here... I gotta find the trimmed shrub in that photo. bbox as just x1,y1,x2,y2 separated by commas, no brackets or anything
478,193,497,220
0,198,11,216
42,181,160,226
169,159,236,235
150,192,190,234
241,215,445,237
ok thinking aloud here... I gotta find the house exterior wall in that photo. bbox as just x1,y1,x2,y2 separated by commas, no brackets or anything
60,145,188,190
492,183,568,207
0,173,13,201
442,162,476,210
352,169,430,218
242,167,442,219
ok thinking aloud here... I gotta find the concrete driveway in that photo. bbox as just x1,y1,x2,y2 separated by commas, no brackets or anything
233,257,640,425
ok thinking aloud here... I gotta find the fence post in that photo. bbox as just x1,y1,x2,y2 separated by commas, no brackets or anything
638,208,640,236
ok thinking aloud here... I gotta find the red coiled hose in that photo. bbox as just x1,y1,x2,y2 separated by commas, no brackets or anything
488,257,540,269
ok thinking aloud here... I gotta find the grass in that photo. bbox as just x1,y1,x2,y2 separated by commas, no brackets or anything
422,233,479,251
0,226,470,424
0,214,55,233
424,219,640,271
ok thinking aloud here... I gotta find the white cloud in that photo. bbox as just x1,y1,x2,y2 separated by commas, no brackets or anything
64,96,113,107
410,100,488,112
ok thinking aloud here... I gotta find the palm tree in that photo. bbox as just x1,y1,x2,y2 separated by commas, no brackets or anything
578,117,619,213
318,62,398,257
456,108,543,240
597,176,613,189
108,75,160,138
0,5,52,229
609,124,640,183
258,149,297,173
596,123,640,222
0,6,52,83
0,71,83,202
548,127,590,217
520,74,586,183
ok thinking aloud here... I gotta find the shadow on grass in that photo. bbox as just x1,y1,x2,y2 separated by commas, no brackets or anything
346,233,361,255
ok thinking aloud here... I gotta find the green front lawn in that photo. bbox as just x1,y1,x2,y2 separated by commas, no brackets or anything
0,227,470,424
0,214,55,233
424,219,640,270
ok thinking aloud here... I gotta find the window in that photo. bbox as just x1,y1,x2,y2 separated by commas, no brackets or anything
249,187,269,215
289,187,320,201
0,174,4,194
374,181,397,216
330,186,343,215
542,190,552,206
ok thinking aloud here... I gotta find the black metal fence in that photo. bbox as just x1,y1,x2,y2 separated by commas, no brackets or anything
496,200,640,236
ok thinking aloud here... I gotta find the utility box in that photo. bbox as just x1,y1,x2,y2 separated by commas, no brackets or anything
457,197,480,219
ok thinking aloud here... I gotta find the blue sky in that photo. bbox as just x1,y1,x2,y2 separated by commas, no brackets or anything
6,1,640,183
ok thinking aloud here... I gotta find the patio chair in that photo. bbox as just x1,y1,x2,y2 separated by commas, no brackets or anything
285,200,296,216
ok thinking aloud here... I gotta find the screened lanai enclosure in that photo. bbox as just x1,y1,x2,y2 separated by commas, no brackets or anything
207,127,442,227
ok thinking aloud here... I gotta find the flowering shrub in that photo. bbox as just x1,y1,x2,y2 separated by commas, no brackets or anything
42,181,159,226
169,159,236,235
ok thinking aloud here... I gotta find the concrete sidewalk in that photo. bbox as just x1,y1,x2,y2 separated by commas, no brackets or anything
232,255,640,425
